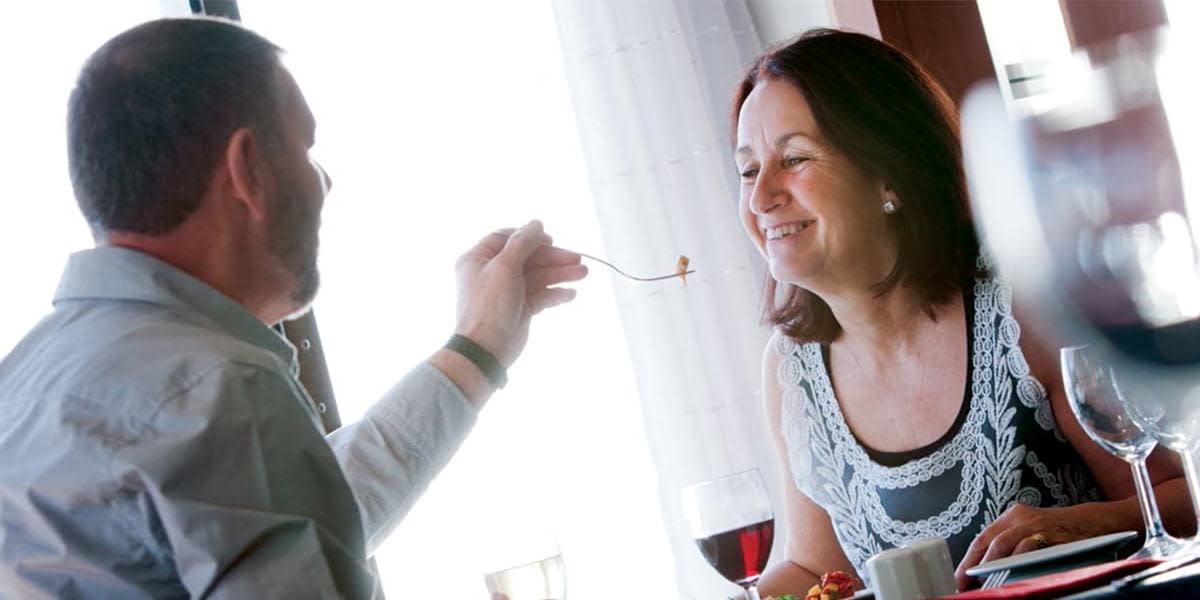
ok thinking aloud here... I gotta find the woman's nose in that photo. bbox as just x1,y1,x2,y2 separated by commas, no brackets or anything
749,168,785,215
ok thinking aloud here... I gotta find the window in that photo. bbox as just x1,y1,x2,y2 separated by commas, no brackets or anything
976,0,1073,109
0,2,161,355
237,2,679,597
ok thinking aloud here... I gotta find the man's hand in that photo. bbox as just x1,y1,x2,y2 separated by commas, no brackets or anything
954,502,1117,591
454,220,587,367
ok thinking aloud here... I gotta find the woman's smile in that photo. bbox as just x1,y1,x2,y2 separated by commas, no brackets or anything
765,219,816,242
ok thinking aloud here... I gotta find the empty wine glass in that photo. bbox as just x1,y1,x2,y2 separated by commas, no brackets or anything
682,469,775,600
483,554,566,600
962,25,1200,558
1062,345,1187,558
480,525,566,600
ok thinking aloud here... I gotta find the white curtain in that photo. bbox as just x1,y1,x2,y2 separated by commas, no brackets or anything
551,1,782,596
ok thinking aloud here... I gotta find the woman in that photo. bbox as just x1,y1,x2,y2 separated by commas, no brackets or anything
732,29,1194,595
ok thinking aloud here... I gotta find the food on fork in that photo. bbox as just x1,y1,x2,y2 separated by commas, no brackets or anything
676,255,690,286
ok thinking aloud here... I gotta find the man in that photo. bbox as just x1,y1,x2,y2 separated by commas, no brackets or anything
0,17,586,598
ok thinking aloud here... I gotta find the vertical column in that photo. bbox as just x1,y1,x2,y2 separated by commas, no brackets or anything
1059,0,1167,48
871,0,997,105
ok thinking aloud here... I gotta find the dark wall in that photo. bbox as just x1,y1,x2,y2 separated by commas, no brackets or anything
872,0,997,106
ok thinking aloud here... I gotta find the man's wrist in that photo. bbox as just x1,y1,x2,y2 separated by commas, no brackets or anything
429,349,493,408
444,333,508,389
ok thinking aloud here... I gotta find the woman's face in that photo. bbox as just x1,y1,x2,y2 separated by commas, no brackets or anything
735,78,897,293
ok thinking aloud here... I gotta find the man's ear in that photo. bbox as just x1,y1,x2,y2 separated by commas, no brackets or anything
225,127,271,220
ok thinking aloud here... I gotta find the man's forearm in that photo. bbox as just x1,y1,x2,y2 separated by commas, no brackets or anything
428,347,496,409
326,361,480,555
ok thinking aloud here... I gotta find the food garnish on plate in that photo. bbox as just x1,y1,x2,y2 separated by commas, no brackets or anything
803,570,857,600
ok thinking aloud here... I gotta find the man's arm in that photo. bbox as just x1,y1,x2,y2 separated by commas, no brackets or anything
329,220,588,553
326,360,480,555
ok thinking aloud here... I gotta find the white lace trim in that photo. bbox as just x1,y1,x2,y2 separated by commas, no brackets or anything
778,272,1060,577
782,385,882,572
1026,450,1074,506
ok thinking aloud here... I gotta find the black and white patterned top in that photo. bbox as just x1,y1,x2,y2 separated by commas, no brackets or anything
776,272,1102,584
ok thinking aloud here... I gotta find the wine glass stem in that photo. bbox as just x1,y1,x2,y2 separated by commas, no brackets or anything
1182,448,1200,531
1131,457,1168,542
744,585,761,600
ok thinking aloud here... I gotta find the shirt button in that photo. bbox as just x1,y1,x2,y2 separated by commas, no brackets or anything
318,402,327,414
300,339,312,351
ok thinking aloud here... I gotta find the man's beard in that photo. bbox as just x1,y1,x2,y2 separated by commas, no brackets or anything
266,178,321,316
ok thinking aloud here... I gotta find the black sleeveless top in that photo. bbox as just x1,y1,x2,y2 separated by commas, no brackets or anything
775,271,1102,583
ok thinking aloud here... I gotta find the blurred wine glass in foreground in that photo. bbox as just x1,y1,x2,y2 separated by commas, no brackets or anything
1062,345,1187,558
683,469,774,600
963,25,1200,545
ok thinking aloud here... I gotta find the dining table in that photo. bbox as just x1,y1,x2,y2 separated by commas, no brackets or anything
1061,560,1200,599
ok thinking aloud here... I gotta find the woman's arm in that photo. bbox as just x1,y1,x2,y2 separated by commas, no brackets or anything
1035,331,1193,535
756,333,860,598
1022,309,1193,535
954,312,1194,589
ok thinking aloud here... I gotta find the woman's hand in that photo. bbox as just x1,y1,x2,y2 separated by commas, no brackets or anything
954,502,1119,591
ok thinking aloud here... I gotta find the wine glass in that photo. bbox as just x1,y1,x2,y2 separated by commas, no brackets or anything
962,25,1200,556
1062,345,1187,558
480,526,566,600
682,469,775,600
483,554,566,600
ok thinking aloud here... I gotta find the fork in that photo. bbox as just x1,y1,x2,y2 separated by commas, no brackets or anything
577,252,695,282
981,569,1011,589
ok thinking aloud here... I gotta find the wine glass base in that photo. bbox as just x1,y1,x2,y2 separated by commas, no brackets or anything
1132,534,1190,560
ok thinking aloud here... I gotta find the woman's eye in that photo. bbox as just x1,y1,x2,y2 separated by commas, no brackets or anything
739,167,759,179
784,156,808,168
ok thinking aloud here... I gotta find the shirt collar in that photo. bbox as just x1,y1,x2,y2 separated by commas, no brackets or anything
53,246,298,372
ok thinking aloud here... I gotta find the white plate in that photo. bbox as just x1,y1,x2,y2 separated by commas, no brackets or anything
965,530,1138,577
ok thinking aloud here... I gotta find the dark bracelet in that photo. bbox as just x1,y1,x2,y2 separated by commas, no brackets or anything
444,334,508,389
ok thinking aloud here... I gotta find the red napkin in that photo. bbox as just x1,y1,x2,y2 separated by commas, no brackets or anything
936,558,1159,599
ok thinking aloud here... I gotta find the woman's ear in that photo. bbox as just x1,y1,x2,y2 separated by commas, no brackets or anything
224,127,272,220
878,180,900,214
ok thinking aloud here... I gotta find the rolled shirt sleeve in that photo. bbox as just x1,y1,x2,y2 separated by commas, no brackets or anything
327,361,480,555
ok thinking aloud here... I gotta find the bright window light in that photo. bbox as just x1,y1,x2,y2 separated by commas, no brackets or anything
237,2,679,598
1165,0,1199,33
976,0,1074,108
0,3,160,355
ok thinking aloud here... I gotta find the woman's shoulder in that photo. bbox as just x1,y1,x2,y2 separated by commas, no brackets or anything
763,329,825,422
765,328,822,362
764,329,823,382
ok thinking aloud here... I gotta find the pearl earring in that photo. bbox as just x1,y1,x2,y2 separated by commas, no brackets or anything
883,200,898,214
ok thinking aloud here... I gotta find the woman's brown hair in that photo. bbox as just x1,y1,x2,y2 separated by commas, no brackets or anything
733,28,981,343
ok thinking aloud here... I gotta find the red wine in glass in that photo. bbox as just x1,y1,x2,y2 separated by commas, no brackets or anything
683,469,774,600
695,518,775,586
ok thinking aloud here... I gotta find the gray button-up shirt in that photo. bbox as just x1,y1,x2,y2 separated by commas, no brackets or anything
0,247,479,598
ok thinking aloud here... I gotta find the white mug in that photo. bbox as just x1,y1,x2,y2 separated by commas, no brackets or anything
906,538,957,596
865,538,956,600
